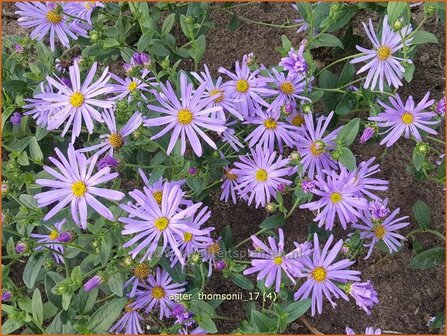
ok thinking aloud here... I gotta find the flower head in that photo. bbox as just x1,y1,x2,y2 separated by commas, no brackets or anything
110,302,144,335
97,155,119,170
30,219,69,263
346,326,382,335
1,290,12,302
65,2,104,24
359,126,376,143
346,280,379,315
370,92,438,147
435,96,445,117
220,166,240,204
279,42,308,74
23,82,57,127
10,112,22,125
35,144,124,229
109,73,152,102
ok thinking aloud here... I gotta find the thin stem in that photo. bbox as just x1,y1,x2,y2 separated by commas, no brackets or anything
285,198,301,219
235,228,267,249
406,229,446,241
426,135,445,145
316,53,362,77
217,7,299,29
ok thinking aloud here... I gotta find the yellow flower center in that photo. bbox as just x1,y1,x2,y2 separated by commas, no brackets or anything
208,242,221,255
154,217,169,231
183,232,193,242
236,79,249,93
210,89,224,103
49,230,59,241
69,92,85,107
134,263,150,279
280,81,294,95
46,10,62,24
330,192,342,203
128,81,138,92
310,140,325,156
72,181,87,197
152,191,163,205
255,169,268,182
108,133,124,148
151,286,165,299
401,111,414,124
273,256,283,265
311,266,327,282
376,45,392,61
374,224,386,239
177,109,193,125
292,115,305,127
225,169,237,181
124,303,134,313
264,118,278,130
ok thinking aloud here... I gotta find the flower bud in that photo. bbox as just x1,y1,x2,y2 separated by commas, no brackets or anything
188,167,197,176
15,241,27,253
84,275,103,292
435,97,445,117
15,44,24,54
359,126,375,144
265,202,278,213
10,112,22,126
424,3,436,16
393,19,403,31
58,231,74,243
289,151,301,162
302,104,313,114
1,290,12,302
215,260,227,271
97,155,119,170
89,30,100,43
160,58,170,70
189,251,202,265
301,179,315,192
185,16,194,25
415,142,430,155
44,258,55,270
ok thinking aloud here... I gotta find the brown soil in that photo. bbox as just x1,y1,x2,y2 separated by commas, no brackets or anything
2,2,445,335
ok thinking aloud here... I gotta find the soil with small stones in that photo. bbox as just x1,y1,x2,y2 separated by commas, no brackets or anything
2,2,445,335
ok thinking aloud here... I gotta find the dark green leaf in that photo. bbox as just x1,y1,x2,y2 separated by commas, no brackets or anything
228,272,254,290
229,14,240,31
412,200,431,230
1,318,26,335
336,118,360,146
3,80,27,94
409,247,445,270
108,272,124,297
86,297,127,333
387,2,408,24
32,288,43,325
339,147,356,171
283,298,311,323
260,215,285,229
338,62,356,87
311,33,344,49
197,314,217,333
23,253,47,288
161,13,176,35
29,136,43,162
221,225,233,248
411,30,438,45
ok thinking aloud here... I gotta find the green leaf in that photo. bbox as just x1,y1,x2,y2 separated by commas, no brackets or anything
335,93,355,116
23,253,47,288
411,30,438,45
161,13,176,35
283,298,311,323
107,272,124,297
137,31,155,52
189,34,206,63
159,256,186,282
86,297,127,333
32,288,43,325
150,40,170,57
409,247,445,270
221,225,233,248
19,194,38,209
1,318,26,335
29,136,44,162
189,300,215,317
251,310,277,333
339,147,356,171
260,215,285,229
229,14,240,31
3,80,28,94
197,314,217,333
77,288,98,315
336,118,360,146
228,272,254,290
311,33,344,49
45,272,64,309
403,63,415,82
412,200,431,229
412,146,425,171
338,62,356,87
387,2,408,24
430,312,445,330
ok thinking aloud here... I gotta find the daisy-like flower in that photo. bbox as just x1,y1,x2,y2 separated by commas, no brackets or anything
233,146,296,208
191,64,244,121
294,234,361,316
245,109,301,153
346,280,379,315
291,5,310,33
266,68,310,112
220,166,240,204
38,62,114,143
296,112,339,179
132,267,186,319
15,2,89,51
279,41,308,74
200,238,223,276
30,219,71,263
369,92,438,147
109,73,151,102
350,15,413,92
124,262,151,298
300,169,369,230
35,144,125,229
120,183,207,264
352,200,409,259
144,73,226,157
219,55,276,118
435,96,445,117
110,302,144,335
23,82,57,127
346,327,382,335
220,125,244,152
243,229,311,292
287,109,306,128
65,2,104,24
78,108,142,158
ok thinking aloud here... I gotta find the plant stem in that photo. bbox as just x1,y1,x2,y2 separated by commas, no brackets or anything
426,136,445,145
406,229,446,241
316,53,362,77
285,198,301,219
235,228,267,249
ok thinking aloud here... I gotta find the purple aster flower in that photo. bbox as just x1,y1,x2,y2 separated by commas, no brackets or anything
244,229,311,292
110,302,144,335
292,5,309,33
233,146,296,208
35,144,125,229
245,108,301,153
1,290,12,302
30,219,68,263
220,167,240,204
347,280,379,315
301,178,315,192
220,121,244,152
124,262,151,298
200,237,223,277
350,15,413,92
23,82,56,127
109,73,152,102
131,267,186,319
219,55,275,118
15,44,24,53
301,169,369,230
294,234,361,316
84,275,103,291
144,73,226,157
435,96,445,117
287,110,306,128
97,155,119,170
10,112,22,125
368,199,390,220
346,327,381,335
359,126,376,143
296,112,339,179
192,64,244,121
120,183,207,265
15,2,88,51
65,2,104,24
38,62,114,143
279,42,308,74
79,108,142,158
132,52,151,67
353,203,409,259
369,92,438,147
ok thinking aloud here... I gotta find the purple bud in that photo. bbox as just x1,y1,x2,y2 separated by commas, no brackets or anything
1,291,12,302
436,97,445,117
359,127,375,144
10,112,22,125
347,85,359,92
284,102,294,114
97,155,119,170
123,63,133,73
83,275,103,292
58,231,73,243
215,260,227,271
369,200,390,220
348,281,379,315
301,179,315,192
188,167,197,176
15,44,24,53
16,242,26,253
132,52,151,66
172,303,186,317
276,183,285,192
